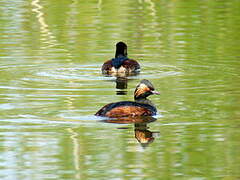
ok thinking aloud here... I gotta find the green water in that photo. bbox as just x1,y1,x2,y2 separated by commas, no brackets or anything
0,0,240,179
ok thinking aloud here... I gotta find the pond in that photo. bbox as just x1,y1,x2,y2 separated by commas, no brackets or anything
0,0,239,179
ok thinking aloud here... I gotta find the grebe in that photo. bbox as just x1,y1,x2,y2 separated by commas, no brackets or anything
95,79,159,117
101,42,140,75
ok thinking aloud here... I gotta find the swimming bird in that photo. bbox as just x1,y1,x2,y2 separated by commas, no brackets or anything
95,79,159,117
101,42,140,75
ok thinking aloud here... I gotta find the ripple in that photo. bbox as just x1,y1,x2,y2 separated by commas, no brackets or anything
138,64,183,79
0,103,15,110
27,64,107,82
162,121,208,126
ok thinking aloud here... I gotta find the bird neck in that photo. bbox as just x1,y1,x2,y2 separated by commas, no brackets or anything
115,47,127,58
112,55,128,69
135,97,155,107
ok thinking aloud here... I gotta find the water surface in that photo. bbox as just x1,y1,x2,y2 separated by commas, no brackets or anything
0,0,240,179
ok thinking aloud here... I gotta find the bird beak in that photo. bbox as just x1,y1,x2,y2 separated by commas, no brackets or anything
151,90,160,95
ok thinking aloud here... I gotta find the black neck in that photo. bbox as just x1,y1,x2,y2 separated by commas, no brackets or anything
135,98,155,107
115,47,127,58
134,91,152,101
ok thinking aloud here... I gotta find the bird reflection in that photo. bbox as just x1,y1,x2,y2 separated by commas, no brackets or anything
115,77,128,95
101,116,159,147
102,64,140,95
103,71,140,95
134,123,158,148
115,74,140,95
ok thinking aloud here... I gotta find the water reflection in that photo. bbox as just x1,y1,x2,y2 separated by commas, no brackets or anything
104,74,140,95
115,77,128,95
67,128,81,179
1,0,240,179
101,116,159,147
134,123,159,148
31,0,57,48
104,71,140,95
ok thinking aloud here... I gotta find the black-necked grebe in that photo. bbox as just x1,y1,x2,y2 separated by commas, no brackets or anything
102,42,140,75
95,79,159,117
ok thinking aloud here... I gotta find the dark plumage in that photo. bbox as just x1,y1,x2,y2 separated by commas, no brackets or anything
102,42,140,75
95,79,159,118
